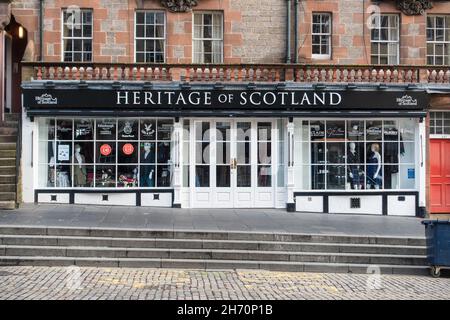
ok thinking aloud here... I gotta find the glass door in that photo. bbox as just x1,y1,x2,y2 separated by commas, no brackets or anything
254,121,275,207
190,119,276,208
233,121,253,207
213,121,233,207
192,120,212,207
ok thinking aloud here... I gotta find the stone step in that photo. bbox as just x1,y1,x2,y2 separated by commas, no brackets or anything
4,114,20,122
0,127,17,136
0,235,427,256
0,135,16,143
0,226,427,246
0,150,16,159
0,175,15,184
0,201,15,210
0,256,429,275
0,185,15,192
0,143,16,151
0,192,16,201
0,158,15,166
0,245,427,266
0,121,19,128
0,167,15,175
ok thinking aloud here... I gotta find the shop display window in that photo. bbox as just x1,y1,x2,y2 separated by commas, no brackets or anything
294,119,417,191
38,118,173,189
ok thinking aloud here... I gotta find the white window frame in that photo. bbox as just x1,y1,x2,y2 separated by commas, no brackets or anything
426,15,450,66
134,10,166,63
293,119,418,191
37,117,175,189
192,11,224,64
370,14,400,65
61,9,93,62
311,12,332,60
430,111,450,138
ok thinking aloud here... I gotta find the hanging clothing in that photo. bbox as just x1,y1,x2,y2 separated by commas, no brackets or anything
72,154,87,186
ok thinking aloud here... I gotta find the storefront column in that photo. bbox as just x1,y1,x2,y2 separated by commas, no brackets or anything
286,120,295,212
418,118,427,216
172,119,182,208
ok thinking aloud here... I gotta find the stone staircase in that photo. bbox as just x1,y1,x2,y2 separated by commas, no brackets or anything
0,114,19,210
0,226,429,275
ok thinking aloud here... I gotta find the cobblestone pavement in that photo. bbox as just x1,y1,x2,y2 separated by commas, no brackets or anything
0,266,449,300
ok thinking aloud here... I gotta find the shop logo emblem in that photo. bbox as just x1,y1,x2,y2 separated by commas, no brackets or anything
35,94,57,105
141,123,155,137
100,144,112,156
396,95,417,106
122,143,134,156
123,121,133,135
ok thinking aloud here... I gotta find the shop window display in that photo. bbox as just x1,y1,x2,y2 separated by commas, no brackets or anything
294,119,417,191
38,118,173,189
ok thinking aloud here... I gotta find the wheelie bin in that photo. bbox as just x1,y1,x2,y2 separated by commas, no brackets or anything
422,220,450,277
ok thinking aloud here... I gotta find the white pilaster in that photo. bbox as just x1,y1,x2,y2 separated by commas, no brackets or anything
287,120,295,210
418,118,426,209
172,120,182,207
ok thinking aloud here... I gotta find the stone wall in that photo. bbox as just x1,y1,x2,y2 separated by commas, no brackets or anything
230,0,286,63
8,0,450,64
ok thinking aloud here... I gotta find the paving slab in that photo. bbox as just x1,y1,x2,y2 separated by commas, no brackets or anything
0,204,425,238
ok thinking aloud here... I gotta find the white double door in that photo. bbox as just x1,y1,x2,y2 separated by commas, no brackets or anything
191,119,275,208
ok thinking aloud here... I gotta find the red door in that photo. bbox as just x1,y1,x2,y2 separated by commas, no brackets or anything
430,139,450,213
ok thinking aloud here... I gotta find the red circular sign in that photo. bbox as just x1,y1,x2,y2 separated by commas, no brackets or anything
122,143,134,155
100,144,112,156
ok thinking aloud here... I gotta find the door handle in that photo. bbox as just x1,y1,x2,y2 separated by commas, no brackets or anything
230,158,237,170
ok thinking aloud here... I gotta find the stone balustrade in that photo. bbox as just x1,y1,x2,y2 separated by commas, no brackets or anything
21,62,450,84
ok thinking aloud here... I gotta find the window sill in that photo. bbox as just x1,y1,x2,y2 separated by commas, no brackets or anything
311,54,332,61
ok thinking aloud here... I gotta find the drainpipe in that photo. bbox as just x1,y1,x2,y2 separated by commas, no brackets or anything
294,0,299,63
286,0,291,63
39,0,43,61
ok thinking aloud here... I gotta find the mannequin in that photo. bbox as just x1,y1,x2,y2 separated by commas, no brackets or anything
366,143,382,189
140,142,155,187
347,142,362,189
73,144,87,187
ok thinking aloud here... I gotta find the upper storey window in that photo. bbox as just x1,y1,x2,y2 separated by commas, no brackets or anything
62,9,93,62
193,12,223,63
312,13,332,59
135,11,166,63
370,14,399,65
427,16,450,65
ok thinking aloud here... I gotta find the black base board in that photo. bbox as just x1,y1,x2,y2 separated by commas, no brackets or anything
286,203,295,212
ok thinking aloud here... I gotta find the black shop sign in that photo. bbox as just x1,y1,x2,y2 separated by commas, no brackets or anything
23,88,428,114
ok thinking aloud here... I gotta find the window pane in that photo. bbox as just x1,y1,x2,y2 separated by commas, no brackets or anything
195,166,209,187
75,119,94,140
366,121,382,140
57,119,73,140
327,143,345,164
96,166,116,187
96,142,116,164
96,119,116,140
156,165,171,187
136,12,145,24
327,165,345,190
118,142,138,163
347,121,365,141
258,166,272,187
366,143,382,189
117,166,138,187
157,120,173,140
311,165,325,190
140,165,155,187
118,119,138,140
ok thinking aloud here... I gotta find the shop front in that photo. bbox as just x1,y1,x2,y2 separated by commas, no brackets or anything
21,82,428,216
